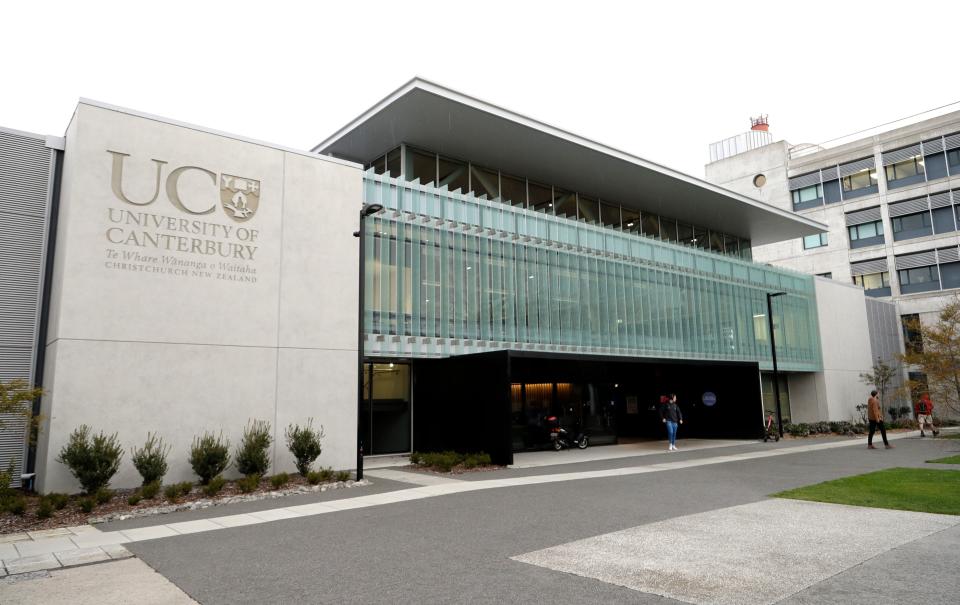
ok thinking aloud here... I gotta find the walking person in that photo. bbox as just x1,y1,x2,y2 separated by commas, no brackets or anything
867,390,893,449
661,393,683,451
915,393,939,437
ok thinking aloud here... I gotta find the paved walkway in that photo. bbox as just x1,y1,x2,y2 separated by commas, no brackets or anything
0,429,933,579
0,432,952,577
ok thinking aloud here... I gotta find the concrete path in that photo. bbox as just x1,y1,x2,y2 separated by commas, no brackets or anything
513,499,959,605
0,557,196,604
509,438,756,468
0,429,930,579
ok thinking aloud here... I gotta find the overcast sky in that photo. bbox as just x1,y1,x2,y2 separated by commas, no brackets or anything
3,1,958,177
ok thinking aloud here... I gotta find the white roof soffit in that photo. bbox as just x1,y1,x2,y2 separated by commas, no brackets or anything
314,78,826,246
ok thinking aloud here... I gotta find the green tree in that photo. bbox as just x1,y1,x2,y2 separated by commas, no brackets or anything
859,357,900,419
0,379,44,443
900,296,960,417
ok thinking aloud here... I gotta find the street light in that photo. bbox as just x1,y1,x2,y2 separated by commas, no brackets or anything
353,202,383,481
766,291,786,438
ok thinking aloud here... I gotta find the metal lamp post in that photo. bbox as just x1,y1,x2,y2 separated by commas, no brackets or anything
353,203,383,481
766,291,786,437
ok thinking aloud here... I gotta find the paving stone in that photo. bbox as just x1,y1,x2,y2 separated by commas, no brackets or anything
248,508,304,522
167,519,223,535
208,514,262,528
0,533,29,545
54,547,111,567
3,553,61,575
66,525,101,536
0,544,18,562
14,537,75,558
70,531,130,549
101,544,133,560
120,525,178,542
26,527,73,540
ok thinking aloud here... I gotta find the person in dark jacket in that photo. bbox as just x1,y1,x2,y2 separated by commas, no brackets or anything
661,394,684,451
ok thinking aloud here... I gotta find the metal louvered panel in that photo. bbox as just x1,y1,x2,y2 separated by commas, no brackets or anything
922,138,944,155
895,250,937,270
944,132,960,152
845,206,882,225
882,144,922,166
0,128,52,488
888,197,930,217
839,157,875,177
929,191,952,209
0,131,50,216
820,166,838,181
788,172,821,190
850,258,888,275
938,247,960,264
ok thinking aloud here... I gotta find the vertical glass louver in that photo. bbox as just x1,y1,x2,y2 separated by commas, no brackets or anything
363,171,822,372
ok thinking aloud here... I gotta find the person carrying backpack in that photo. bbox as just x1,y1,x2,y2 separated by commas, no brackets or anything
915,393,939,437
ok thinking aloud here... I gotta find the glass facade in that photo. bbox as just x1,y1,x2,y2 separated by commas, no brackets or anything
367,146,752,259
363,171,822,372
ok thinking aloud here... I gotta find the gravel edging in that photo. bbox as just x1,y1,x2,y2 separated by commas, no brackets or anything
87,479,372,525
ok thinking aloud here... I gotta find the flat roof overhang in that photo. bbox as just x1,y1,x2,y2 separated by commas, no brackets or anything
314,78,826,246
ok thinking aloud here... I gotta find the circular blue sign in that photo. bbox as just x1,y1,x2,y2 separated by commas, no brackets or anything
702,392,717,407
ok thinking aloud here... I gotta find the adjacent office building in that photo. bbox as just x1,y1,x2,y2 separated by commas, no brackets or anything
706,111,960,399
0,79,897,492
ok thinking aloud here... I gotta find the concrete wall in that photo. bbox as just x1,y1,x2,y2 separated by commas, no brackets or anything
789,278,875,423
35,103,361,493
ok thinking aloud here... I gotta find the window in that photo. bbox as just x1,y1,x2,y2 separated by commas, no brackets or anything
438,155,468,193
947,148,960,169
848,220,884,242
891,211,932,241
816,272,833,279
842,169,877,192
901,313,922,354
405,148,437,185
791,184,822,206
852,272,889,290
802,233,828,249
500,173,526,207
898,262,942,294
884,156,924,183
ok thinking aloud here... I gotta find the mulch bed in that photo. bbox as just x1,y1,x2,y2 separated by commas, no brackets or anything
0,474,354,535
405,463,504,475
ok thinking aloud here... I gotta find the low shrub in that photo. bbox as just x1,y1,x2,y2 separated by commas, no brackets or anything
190,432,230,485
141,480,161,500
95,487,113,505
335,470,351,482
127,493,142,506
851,423,867,435
270,472,290,489
809,421,831,435
408,452,422,465
37,497,54,519
787,423,810,438
306,470,322,485
0,461,16,502
237,474,260,493
5,496,26,516
285,420,324,477
163,484,182,503
202,475,226,497
79,498,95,513
47,492,70,510
56,425,124,494
462,453,492,469
235,420,272,478
177,481,193,497
131,433,171,486
318,467,333,481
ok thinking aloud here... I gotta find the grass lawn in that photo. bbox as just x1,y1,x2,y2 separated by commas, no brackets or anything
773,468,960,515
927,455,960,464
940,432,960,439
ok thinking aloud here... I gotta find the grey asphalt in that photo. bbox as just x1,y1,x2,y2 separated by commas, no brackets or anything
124,436,960,604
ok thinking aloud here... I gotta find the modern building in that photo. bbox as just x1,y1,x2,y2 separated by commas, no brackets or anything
1,79,896,492
705,110,960,398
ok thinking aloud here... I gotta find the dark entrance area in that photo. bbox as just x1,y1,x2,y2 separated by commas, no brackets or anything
411,351,763,466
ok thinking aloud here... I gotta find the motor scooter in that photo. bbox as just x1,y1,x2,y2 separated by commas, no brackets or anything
763,410,780,442
546,416,589,450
